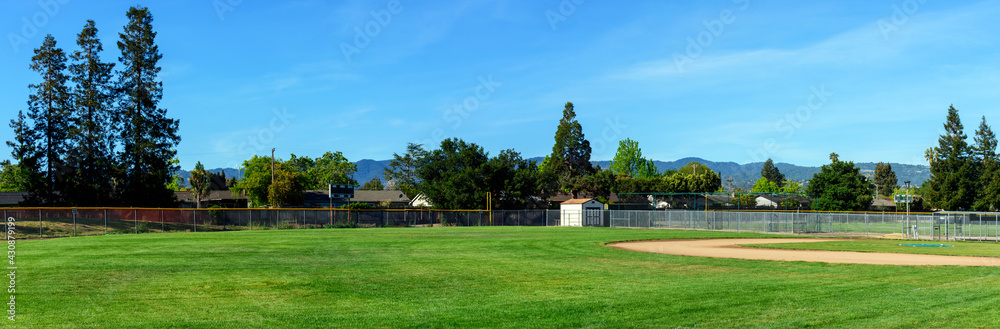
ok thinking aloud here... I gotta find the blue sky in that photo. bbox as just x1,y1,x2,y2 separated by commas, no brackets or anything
2,0,999,171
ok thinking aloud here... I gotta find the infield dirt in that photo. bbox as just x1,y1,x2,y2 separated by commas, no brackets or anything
609,238,1000,266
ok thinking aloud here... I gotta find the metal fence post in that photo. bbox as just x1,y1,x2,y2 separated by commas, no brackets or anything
73,210,77,237
39,209,42,238
134,209,137,234
104,209,108,235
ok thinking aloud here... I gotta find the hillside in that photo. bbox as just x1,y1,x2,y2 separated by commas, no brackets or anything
181,158,930,191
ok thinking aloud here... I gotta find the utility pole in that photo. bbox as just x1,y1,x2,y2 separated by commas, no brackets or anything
905,180,911,238
271,148,275,185
727,176,733,196
692,163,697,175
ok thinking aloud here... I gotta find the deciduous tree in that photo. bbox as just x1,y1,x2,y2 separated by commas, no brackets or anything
807,156,873,211
268,164,304,208
362,177,384,190
417,138,490,209
0,161,28,193
609,138,657,179
189,161,210,208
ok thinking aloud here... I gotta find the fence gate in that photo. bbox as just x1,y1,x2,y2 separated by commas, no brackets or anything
584,209,602,227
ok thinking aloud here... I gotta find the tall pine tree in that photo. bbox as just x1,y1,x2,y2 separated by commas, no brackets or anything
116,7,181,206
926,105,976,210
973,116,1000,210
548,102,594,198
760,158,785,188
67,20,117,206
23,35,72,205
873,162,897,197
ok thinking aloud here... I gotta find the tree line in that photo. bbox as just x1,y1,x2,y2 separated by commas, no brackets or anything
378,102,724,210
3,7,180,207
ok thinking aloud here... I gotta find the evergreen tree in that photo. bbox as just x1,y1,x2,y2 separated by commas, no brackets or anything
873,162,897,197
24,35,72,205
925,105,976,210
973,116,997,164
116,7,181,206
548,102,594,198
973,116,1000,210
67,20,117,206
383,143,427,199
760,158,785,188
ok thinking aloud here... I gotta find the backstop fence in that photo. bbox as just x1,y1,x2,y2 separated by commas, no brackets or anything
3,208,999,242
607,210,1000,241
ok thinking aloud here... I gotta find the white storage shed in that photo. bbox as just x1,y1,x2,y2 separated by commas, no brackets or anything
559,198,605,227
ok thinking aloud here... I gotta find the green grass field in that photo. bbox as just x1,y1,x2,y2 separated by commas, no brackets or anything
12,227,1000,328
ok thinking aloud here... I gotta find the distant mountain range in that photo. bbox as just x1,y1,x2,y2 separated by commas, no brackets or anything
176,158,929,191
588,157,930,190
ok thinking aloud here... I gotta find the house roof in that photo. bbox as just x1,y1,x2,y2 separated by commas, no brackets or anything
0,192,27,206
561,198,598,205
354,190,409,202
549,193,620,203
174,190,245,202
872,198,897,207
304,190,410,203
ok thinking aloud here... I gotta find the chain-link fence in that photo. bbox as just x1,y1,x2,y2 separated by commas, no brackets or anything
6,207,999,241
2,208,566,239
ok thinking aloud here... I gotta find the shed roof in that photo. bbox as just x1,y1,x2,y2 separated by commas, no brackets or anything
561,198,598,205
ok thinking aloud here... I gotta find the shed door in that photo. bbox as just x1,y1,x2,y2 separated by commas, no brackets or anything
584,208,601,227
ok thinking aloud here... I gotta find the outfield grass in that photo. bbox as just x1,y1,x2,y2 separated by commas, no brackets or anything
12,227,1000,328
745,240,1000,257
